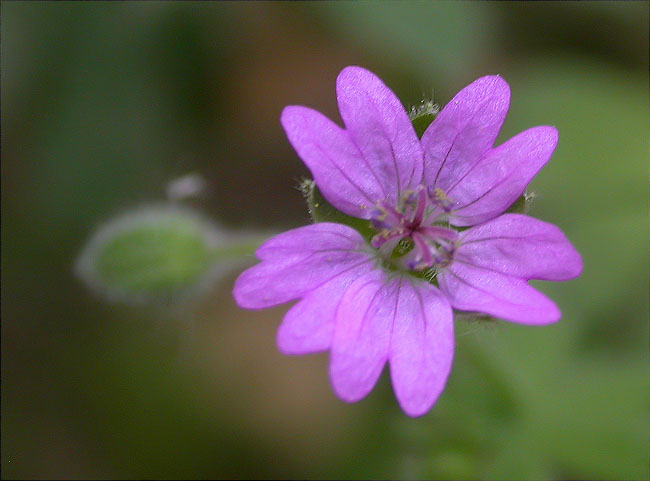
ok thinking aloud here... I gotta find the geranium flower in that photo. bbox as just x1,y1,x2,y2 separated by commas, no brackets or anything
233,66,582,417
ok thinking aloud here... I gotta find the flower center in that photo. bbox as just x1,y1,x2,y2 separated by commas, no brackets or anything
370,185,458,272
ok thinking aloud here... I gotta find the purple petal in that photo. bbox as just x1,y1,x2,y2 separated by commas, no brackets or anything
389,281,454,417
336,66,424,203
448,127,558,226
277,261,373,355
281,106,383,218
455,214,583,281
233,223,373,309
421,76,510,193
254,222,363,262
438,262,561,325
329,270,395,403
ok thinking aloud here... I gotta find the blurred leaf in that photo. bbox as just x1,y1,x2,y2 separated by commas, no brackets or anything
534,359,648,479
314,1,496,84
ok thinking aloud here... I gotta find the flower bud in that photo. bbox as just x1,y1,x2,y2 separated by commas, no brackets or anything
409,98,439,139
75,204,261,305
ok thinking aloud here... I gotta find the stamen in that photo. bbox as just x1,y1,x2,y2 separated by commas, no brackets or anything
370,205,400,231
403,190,418,206
429,187,454,212
369,206,390,231
409,232,435,271
370,227,407,248
369,184,459,273
409,186,428,228
419,226,458,241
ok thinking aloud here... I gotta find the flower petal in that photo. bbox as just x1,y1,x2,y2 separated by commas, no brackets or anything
336,66,424,203
277,261,373,355
448,127,558,226
421,76,510,193
455,214,583,281
438,262,561,325
233,223,372,309
389,281,454,417
281,106,383,218
329,270,395,403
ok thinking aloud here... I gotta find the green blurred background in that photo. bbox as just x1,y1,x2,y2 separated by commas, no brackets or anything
2,1,648,479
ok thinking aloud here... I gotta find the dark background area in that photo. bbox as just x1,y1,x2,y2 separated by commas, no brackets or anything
2,2,648,479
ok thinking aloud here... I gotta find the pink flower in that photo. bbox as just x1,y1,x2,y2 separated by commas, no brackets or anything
233,66,582,417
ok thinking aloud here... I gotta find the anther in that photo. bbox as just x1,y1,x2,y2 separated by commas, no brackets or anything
429,187,454,212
